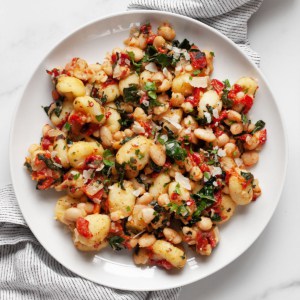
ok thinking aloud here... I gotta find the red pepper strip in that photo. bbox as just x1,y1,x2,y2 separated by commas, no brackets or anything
76,217,93,238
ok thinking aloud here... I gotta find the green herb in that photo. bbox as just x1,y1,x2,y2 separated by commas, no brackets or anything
157,134,168,145
64,122,71,131
148,91,157,100
37,154,62,171
163,181,171,188
179,38,191,50
221,89,233,108
168,203,189,217
210,214,222,222
43,101,62,118
115,162,126,189
223,79,231,88
155,53,173,68
210,51,215,57
103,159,114,167
241,171,254,181
120,136,133,145
251,120,265,134
204,172,210,180
193,70,201,76
144,45,173,68
174,183,181,194
144,82,156,91
135,149,144,159
165,140,187,161
123,84,140,103
127,51,143,73
108,236,125,251
24,161,33,173
96,114,104,122
241,113,249,125
73,172,80,180
126,206,131,212
103,149,112,158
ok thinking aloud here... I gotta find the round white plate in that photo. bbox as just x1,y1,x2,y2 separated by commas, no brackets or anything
10,10,287,291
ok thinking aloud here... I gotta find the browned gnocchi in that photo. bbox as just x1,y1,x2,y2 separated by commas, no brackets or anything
24,21,267,271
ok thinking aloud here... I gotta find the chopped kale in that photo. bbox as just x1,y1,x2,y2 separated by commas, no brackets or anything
108,236,125,251
251,120,265,134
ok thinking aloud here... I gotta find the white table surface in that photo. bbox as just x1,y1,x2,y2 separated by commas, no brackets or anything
1,0,300,299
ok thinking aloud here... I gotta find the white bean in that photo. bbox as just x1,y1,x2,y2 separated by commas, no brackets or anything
149,144,166,166
194,128,216,142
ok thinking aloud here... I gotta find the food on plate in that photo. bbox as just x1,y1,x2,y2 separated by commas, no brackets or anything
24,21,267,270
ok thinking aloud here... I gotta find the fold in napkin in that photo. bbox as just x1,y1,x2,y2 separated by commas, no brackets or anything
0,1,263,299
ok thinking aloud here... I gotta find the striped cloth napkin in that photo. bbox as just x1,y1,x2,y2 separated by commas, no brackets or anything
0,0,262,299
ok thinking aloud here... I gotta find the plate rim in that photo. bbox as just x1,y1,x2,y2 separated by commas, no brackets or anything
9,9,288,291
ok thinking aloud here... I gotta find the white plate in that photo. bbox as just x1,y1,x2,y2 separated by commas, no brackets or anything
10,10,287,291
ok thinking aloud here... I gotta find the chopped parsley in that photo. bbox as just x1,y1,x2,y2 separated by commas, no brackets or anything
64,122,71,131
96,114,104,122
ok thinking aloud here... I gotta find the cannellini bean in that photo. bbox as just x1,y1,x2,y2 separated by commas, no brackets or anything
241,151,259,166
77,202,95,214
244,135,260,150
220,156,237,172
182,226,197,243
113,131,125,141
163,228,182,244
224,143,240,158
217,133,230,147
99,126,112,147
153,36,166,50
227,110,242,122
136,193,153,205
149,143,166,166
230,123,244,135
194,128,216,142
64,207,86,222
157,24,176,41
124,129,133,137
138,233,157,247
133,107,147,121
197,217,213,231
141,207,156,224
157,193,170,206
